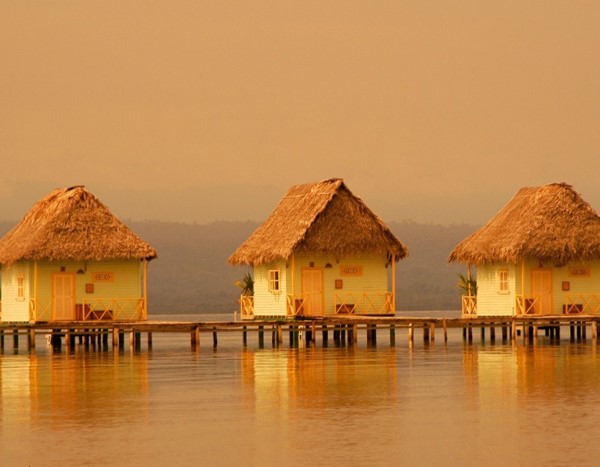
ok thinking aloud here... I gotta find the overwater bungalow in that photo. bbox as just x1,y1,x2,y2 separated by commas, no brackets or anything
449,183,600,317
0,186,157,322
228,178,408,319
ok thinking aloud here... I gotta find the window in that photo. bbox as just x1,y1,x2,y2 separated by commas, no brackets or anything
499,269,509,293
17,275,24,299
268,269,280,292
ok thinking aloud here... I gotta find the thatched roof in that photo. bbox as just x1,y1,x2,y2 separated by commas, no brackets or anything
228,178,408,266
0,186,157,265
448,183,600,266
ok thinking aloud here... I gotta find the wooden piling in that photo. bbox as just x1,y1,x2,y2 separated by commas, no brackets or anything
443,319,447,342
490,326,496,342
277,324,283,346
13,329,18,349
408,323,414,343
423,324,430,343
258,325,264,348
511,321,517,341
213,327,218,348
429,322,435,342
113,327,120,347
29,328,36,350
322,325,328,344
390,324,396,346
191,326,200,351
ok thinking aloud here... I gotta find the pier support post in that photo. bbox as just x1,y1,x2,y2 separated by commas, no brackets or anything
0,330,4,350
148,332,153,349
13,329,19,350
322,325,328,345
423,324,430,343
243,326,247,346
213,327,218,348
429,323,435,342
481,326,485,341
113,327,120,348
502,325,508,341
511,321,516,341
490,326,496,342
592,321,598,341
258,325,264,348
408,323,414,343
29,328,36,350
443,319,448,342
333,326,340,343
64,329,71,349
390,325,396,346
277,324,283,346
191,326,200,351
352,324,358,344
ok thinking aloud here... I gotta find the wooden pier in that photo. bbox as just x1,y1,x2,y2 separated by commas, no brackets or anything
1,315,600,351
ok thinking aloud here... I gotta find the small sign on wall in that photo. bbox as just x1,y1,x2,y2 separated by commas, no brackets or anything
92,272,114,282
340,265,363,277
569,267,591,278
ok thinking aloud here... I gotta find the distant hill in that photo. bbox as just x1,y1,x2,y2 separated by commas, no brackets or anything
0,219,477,313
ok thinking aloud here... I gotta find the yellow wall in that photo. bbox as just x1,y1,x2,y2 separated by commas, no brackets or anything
476,263,517,316
253,260,288,316
1,263,31,321
476,259,600,316
252,254,390,317
2,259,143,322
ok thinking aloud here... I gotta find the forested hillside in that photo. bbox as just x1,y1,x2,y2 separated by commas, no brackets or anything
0,219,477,313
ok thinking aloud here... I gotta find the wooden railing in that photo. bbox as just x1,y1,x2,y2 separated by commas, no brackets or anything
461,295,477,317
563,293,600,315
515,295,539,315
287,294,308,316
81,298,145,321
30,298,52,321
29,298,145,321
239,295,254,319
333,292,393,315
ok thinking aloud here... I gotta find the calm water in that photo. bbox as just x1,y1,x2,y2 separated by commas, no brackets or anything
3,313,600,466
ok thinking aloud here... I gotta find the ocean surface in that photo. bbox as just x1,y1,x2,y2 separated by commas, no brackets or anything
3,311,600,466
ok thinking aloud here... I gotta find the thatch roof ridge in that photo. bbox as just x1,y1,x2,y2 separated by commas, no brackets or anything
0,186,157,265
228,178,408,265
448,182,600,265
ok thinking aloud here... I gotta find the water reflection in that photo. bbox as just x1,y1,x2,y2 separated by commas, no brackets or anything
1,348,149,465
4,336,600,466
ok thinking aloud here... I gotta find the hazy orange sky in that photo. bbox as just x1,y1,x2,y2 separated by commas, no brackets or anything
2,1,599,225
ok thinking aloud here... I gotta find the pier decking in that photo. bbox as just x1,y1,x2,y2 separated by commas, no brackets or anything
1,315,599,351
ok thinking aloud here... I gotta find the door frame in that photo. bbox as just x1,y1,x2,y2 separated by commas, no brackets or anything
51,272,76,321
531,269,553,315
301,267,324,316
